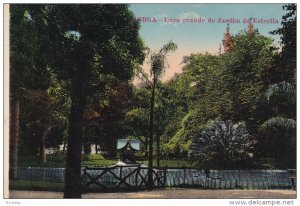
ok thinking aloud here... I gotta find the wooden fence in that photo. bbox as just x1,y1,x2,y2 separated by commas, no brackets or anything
15,166,296,191
81,165,166,192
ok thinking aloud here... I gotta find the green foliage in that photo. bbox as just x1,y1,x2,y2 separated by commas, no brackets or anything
10,5,50,93
18,153,66,168
10,180,64,192
11,4,296,173
150,41,177,80
47,152,66,162
18,78,69,156
12,5,146,197
221,31,274,124
136,41,178,167
83,80,137,157
10,5,71,160
125,108,149,139
270,4,296,83
81,154,105,161
149,71,196,158
139,159,192,168
259,117,296,168
260,117,295,130
28,4,145,81
183,53,233,121
162,111,196,158
264,82,296,118
189,120,254,169
258,5,296,167
18,153,193,168
265,81,296,101
265,5,295,168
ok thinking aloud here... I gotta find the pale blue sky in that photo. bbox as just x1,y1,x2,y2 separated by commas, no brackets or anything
130,4,286,81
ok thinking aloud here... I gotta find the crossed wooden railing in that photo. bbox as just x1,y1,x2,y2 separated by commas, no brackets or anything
81,165,167,192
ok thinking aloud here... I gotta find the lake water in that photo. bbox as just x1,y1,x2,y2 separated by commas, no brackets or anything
16,166,293,189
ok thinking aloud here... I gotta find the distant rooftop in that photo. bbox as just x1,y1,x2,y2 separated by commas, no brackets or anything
117,139,140,151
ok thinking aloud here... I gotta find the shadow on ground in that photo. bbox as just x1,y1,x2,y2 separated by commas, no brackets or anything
9,188,296,199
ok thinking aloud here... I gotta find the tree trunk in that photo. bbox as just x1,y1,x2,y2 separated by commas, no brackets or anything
148,83,155,189
39,125,55,164
64,66,90,199
145,135,148,158
40,127,48,164
62,138,67,153
9,94,20,179
95,144,98,154
82,127,91,154
83,142,91,154
64,98,85,198
156,135,160,167
39,144,46,164
94,135,98,154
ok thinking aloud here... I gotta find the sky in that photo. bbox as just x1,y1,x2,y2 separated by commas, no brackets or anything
130,3,286,81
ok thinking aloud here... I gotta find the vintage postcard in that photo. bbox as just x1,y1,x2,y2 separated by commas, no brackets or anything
2,1,297,204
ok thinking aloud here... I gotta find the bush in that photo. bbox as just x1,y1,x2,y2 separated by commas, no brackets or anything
9,180,64,192
81,154,105,161
189,120,254,169
47,152,66,162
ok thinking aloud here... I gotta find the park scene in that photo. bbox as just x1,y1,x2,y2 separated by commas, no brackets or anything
8,4,296,199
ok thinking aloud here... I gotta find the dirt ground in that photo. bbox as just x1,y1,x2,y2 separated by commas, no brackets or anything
9,189,296,199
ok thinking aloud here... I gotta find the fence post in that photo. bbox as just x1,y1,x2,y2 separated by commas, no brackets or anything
135,165,140,188
238,170,240,188
43,167,46,181
120,166,122,180
287,169,296,190
183,166,186,185
164,167,168,187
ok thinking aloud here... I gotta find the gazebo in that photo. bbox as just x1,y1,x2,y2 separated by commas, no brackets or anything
116,139,140,165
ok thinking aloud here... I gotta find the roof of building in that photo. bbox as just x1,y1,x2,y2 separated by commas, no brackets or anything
117,139,140,150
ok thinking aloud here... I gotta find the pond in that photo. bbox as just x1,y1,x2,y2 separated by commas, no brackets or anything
15,166,293,189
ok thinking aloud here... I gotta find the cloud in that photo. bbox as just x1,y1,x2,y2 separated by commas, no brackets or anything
157,12,205,28
157,13,179,28
178,12,205,20
154,13,168,20
193,4,203,8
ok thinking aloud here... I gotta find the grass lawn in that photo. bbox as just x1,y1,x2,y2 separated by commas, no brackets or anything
18,153,192,168
18,153,279,169
9,179,64,192
138,160,192,168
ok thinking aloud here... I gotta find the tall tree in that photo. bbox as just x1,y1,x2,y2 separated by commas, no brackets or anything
10,5,50,178
269,4,296,83
28,4,145,198
147,41,176,186
259,4,296,168
125,107,149,150
84,80,135,157
10,5,28,179
221,30,274,132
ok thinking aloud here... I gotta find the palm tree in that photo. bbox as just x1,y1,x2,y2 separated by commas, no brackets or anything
260,81,296,167
265,81,296,114
261,117,295,130
9,93,20,179
189,120,254,169
148,41,177,187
